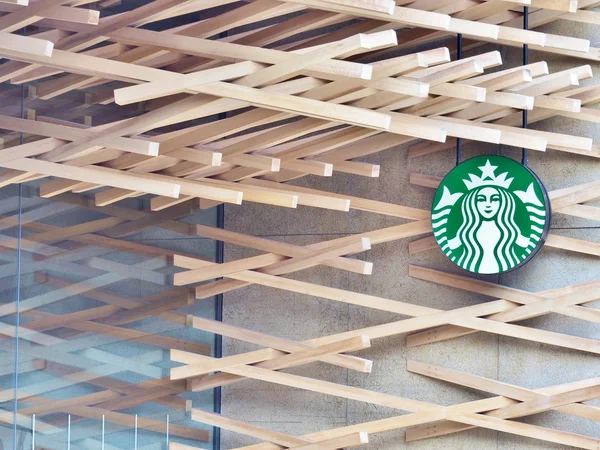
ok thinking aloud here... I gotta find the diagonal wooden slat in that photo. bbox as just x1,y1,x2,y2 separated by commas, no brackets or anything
0,2,597,449
405,360,600,441
170,335,370,380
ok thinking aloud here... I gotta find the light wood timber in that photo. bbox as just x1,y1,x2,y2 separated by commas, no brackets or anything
212,359,600,450
405,360,600,441
170,335,370,380
407,275,600,347
173,236,371,285
189,315,372,374
175,253,600,354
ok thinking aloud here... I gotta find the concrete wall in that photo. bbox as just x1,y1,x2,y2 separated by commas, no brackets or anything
221,32,600,450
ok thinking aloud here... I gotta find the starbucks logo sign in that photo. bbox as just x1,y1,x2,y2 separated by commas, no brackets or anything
432,155,551,274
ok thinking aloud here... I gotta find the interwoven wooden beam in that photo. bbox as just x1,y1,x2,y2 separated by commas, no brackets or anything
176,345,600,450
405,360,600,441
0,14,598,207
0,1,598,448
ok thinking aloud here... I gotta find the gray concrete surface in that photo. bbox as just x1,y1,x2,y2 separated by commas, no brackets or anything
221,36,600,450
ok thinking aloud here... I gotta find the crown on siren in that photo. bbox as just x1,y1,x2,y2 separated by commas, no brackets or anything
463,159,514,190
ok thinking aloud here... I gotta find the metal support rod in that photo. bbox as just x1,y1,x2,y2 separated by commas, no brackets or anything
31,415,35,450
134,414,138,450
166,413,170,450
522,6,529,166
456,33,463,165
67,414,71,450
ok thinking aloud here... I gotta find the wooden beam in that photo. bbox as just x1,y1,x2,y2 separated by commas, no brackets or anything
406,360,600,441
206,357,600,450
0,115,159,157
0,157,181,198
189,316,372,373
173,236,370,285
170,335,370,380
407,272,600,346
0,32,53,56
0,0,70,32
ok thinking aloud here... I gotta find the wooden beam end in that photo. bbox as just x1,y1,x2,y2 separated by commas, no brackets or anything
569,0,579,13
360,64,373,81
44,41,54,57
88,9,101,25
148,142,160,157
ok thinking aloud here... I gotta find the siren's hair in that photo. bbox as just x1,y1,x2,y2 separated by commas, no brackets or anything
495,189,521,271
455,187,521,272
456,190,482,271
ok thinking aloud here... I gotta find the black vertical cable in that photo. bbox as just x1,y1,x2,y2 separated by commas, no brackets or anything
213,202,224,450
456,33,463,166
212,27,227,450
522,7,529,166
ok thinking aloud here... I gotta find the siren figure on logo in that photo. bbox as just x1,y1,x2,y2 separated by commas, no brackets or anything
432,158,547,274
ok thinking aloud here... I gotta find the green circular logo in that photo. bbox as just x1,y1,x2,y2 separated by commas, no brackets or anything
432,155,551,274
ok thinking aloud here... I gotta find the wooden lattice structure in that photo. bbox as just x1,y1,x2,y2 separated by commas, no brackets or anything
0,0,599,448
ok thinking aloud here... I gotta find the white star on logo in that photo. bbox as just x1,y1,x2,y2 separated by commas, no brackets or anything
479,159,498,180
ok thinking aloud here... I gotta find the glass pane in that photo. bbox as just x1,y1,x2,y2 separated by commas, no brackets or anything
6,183,218,449
0,183,22,450
2,3,225,446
